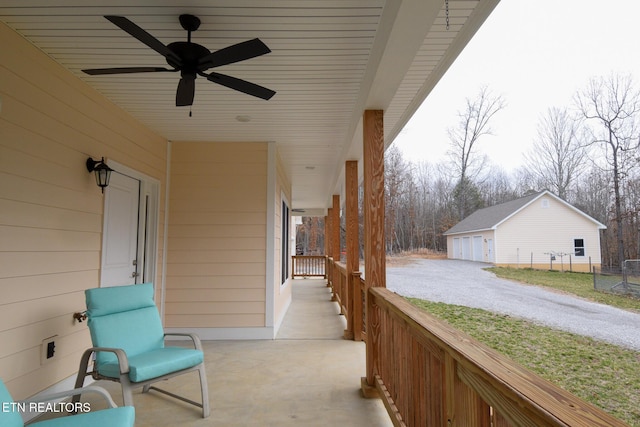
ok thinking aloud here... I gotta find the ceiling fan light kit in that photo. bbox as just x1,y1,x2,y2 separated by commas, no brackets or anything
82,14,276,107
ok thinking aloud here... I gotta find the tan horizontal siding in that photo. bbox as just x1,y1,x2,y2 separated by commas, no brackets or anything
166,249,265,264
169,211,266,225
0,313,89,359
0,271,96,306
0,328,90,382
0,171,102,213
165,314,265,328
0,291,86,333
0,22,168,399
165,302,265,315
0,252,99,278
0,199,102,231
0,226,100,252
4,349,88,400
171,161,267,177
168,237,266,251
166,288,265,302
165,275,265,289
166,141,267,329
167,262,265,277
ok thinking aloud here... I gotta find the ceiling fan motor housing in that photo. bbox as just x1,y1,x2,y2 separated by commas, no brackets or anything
167,41,210,74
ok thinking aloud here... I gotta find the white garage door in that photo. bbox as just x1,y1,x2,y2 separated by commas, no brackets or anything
462,237,471,260
473,236,483,261
453,238,460,259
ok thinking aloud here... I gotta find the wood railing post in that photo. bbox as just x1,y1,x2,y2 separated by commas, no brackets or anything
328,257,340,301
361,287,380,398
351,272,363,341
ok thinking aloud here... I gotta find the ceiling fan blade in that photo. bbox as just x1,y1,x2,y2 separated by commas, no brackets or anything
206,72,275,100
198,38,271,70
176,78,195,106
105,15,182,66
82,67,176,75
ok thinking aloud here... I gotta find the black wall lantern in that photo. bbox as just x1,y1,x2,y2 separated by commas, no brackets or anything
86,157,113,193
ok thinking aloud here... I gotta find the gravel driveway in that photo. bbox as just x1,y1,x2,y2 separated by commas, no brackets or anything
386,258,640,351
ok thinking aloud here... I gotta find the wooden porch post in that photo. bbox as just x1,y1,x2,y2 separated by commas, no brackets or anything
331,195,340,260
344,160,359,340
362,109,385,396
324,215,330,257
363,110,385,288
330,195,340,303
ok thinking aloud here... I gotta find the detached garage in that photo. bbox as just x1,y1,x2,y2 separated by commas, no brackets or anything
443,190,606,272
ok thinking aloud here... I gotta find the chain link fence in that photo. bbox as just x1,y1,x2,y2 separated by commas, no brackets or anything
593,260,640,297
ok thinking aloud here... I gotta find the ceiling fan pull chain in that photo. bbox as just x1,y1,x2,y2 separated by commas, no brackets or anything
445,0,450,30
189,106,192,117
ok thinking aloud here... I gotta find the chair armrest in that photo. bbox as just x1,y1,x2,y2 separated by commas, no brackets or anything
83,347,130,374
19,385,119,409
163,332,203,351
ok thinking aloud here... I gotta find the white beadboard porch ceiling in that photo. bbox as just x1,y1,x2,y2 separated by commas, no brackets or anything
0,0,498,214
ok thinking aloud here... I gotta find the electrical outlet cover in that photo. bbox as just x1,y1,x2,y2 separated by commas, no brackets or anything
41,336,58,365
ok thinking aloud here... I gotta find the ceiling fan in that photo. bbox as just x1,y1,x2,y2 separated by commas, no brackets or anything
82,14,276,106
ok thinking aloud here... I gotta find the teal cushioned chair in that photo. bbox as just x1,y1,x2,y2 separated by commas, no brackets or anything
0,379,134,427
73,283,210,418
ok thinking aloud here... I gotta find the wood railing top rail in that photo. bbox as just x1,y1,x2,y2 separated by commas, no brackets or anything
292,255,326,259
334,261,347,274
368,287,627,427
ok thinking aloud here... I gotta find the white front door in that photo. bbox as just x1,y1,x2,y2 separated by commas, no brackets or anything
101,172,141,287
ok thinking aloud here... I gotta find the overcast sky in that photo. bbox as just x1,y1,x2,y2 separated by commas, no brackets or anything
392,0,640,172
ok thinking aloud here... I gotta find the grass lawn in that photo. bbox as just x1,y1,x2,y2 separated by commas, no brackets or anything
407,268,640,425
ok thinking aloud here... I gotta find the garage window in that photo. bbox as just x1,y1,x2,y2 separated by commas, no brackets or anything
574,238,585,257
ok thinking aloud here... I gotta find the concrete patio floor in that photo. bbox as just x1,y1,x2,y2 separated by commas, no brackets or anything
51,279,392,426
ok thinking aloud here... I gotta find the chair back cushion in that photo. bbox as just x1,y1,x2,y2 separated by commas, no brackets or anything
0,379,25,427
86,283,164,372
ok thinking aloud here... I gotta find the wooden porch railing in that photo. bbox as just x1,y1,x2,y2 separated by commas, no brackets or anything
326,258,366,341
362,286,628,427
323,257,625,425
292,255,327,278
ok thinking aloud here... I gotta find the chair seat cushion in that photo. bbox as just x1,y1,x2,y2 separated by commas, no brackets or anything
98,347,204,383
30,406,135,427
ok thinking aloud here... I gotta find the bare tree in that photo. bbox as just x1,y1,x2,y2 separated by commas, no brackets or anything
385,145,412,253
447,86,506,219
524,107,588,200
575,73,640,267
477,164,519,205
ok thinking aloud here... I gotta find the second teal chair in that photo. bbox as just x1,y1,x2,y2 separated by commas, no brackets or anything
0,379,134,427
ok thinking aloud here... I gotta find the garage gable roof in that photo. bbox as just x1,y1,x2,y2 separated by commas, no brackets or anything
443,190,606,235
